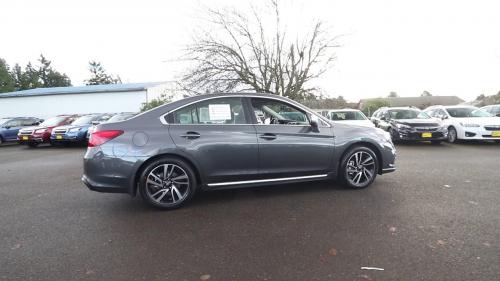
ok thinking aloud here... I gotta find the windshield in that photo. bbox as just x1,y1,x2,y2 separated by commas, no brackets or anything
71,115,96,126
329,111,367,121
446,107,492,118
40,117,66,127
389,109,430,119
106,113,135,123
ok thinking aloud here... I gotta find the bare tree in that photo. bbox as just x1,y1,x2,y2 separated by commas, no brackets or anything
181,0,339,100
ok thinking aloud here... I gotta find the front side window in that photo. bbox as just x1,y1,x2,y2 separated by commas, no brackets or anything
172,97,247,124
251,98,309,125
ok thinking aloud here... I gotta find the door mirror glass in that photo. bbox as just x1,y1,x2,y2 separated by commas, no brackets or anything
380,116,387,121
310,119,319,131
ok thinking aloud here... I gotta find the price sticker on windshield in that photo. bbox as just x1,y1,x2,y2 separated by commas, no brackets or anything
208,104,231,120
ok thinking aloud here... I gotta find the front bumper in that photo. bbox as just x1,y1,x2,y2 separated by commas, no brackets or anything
50,133,85,142
18,134,49,144
458,126,500,140
396,131,447,141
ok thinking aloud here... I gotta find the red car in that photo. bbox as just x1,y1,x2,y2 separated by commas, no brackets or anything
18,115,76,147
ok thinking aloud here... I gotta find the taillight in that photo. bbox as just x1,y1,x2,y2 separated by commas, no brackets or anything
88,130,123,147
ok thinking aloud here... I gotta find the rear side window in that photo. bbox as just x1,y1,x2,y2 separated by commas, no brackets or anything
172,97,247,124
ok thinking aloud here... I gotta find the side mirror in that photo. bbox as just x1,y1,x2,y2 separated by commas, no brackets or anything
310,119,319,131
91,121,100,125
380,116,387,121
4,126,10,129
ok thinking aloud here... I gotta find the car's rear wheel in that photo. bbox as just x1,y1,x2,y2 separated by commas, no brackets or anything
0,136,3,145
447,127,457,143
139,157,197,210
340,146,378,189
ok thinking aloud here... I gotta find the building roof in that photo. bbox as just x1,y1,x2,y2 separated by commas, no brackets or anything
0,82,164,98
359,96,465,109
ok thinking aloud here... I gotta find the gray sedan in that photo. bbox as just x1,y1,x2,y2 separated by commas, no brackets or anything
82,93,396,209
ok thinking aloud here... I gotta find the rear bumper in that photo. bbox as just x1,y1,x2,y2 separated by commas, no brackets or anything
82,174,128,194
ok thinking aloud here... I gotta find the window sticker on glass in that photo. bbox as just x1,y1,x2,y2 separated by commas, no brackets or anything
209,104,232,120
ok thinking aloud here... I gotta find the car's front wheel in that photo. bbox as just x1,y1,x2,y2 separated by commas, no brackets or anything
448,127,458,143
340,146,378,189
139,157,197,210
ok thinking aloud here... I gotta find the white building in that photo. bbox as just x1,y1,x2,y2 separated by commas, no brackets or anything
0,82,179,119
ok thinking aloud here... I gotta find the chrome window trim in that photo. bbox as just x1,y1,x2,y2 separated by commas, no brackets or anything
207,174,328,187
159,95,332,127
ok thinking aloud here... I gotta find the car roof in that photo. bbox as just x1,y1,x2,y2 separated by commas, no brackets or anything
328,109,360,112
386,107,421,111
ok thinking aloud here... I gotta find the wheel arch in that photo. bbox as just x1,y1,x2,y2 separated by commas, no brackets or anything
338,141,384,175
131,153,203,196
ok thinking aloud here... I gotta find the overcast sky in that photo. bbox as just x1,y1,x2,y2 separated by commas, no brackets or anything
1,0,499,102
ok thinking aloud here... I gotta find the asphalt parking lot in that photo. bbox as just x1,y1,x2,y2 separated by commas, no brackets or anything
1,142,499,281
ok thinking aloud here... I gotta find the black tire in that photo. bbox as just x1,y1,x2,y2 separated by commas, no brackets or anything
447,127,458,143
340,146,378,189
28,143,38,148
139,157,197,210
431,140,442,145
0,136,3,145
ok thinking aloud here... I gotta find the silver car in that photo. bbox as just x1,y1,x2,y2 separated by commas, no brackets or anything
82,93,396,209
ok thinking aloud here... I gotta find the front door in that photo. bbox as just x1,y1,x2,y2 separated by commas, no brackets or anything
249,97,335,179
167,97,259,184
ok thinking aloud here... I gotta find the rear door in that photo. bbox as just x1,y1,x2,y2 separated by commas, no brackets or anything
167,97,259,184
249,97,335,179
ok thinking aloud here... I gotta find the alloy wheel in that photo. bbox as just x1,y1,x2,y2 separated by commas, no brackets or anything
145,164,190,206
345,151,376,187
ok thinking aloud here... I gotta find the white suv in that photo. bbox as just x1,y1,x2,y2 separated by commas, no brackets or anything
424,105,500,143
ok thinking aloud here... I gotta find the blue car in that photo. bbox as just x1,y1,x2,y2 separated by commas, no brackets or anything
51,114,111,145
0,117,42,145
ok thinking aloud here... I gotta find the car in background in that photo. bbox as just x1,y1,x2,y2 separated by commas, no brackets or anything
0,117,42,145
17,115,76,147
480,104,500,117
370,107,387,127
82,93,396,209
51,114,111,145
87,112,137,139
377,107,447,144
327,109,374,127
424,105,500,143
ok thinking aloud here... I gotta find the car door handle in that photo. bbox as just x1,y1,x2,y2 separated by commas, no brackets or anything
180,131,201,139
259,133,277,140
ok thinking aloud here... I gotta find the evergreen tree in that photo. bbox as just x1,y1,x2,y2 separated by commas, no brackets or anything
85,61,121,85
0,58,15,93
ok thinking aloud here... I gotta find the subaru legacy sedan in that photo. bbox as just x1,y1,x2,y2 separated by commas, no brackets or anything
82,93,396,209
